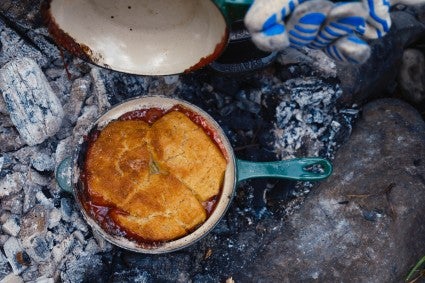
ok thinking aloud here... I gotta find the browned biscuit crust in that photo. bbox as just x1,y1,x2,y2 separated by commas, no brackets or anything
150,111,227,201
84,110,226,242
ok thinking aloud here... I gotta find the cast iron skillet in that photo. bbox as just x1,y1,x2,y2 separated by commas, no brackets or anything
56,96,332,254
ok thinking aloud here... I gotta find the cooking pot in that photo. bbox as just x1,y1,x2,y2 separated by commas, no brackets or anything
56,96,332,254
43,0,253,75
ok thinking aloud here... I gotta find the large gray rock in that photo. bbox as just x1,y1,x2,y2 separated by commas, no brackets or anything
398,48,425,104
337,11,425,105
237,99,425,282
0,57,64,146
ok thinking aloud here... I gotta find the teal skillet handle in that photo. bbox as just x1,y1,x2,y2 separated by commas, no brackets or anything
236,157,333,183
213,0,253,24
55,156,73,193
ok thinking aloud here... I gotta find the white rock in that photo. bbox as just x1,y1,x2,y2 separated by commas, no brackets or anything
72,231,86,246
20,265,39,282
31,152,55,172
70,212,88,233
35,191,53,208
0,156,4,172
35,276,54,283
0,212,11,224
64,77,91,125
11,146,38,166
46,70,73,105
22,184,41,214
19,205,48,240
0,273,24,283
84,239,100,254
0,23,48,68
1,194,23,215
60,254,103,283
52,235,75,264
72,105,98,145
0,250,12,280
2,216,20,237
27,170,50,187
0,173,25,198
71,242,84,257
0,235,9,247
0,96,8,115
36,262,56,281
0,57,64,146
3,237,27,275
59,198,73,222
90,68,110,114
93,230,113,252
50,226,67,246
54,136,73,167
22,236,50,264
47,208,61,229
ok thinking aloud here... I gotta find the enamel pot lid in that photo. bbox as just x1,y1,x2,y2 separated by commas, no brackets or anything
44,0,230,75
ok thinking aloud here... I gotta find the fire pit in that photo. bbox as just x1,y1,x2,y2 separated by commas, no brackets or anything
1,1,425,282
0,8,348,281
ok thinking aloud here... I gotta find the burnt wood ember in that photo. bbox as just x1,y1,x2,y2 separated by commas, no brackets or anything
0,57,64,146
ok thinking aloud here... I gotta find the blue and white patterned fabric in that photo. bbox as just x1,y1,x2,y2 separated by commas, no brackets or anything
307,2,368,49
323,34,371,64
285,0,333,48
244,0,425,64
362,0,391,39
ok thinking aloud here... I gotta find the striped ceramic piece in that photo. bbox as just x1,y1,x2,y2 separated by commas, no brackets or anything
244,0,425,64
245,0,308,51
308,2,367,49
285,0,333,48
361,0,425,39
361,0,391,39
323,34,371,64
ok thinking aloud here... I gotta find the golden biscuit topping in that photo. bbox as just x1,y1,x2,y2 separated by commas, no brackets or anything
83,107,227,244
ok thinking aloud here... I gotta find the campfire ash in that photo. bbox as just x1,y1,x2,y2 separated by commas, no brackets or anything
0,12,356,283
